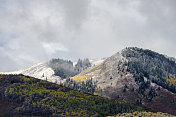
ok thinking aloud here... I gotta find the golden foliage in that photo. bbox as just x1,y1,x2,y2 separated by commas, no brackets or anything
93,92,98,95
71,75,90,82
166,77,176,86
57,81,62,85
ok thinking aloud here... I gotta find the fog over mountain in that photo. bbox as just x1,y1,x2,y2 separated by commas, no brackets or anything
0,0,176,71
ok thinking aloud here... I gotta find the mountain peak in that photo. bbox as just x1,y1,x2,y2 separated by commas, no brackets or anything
1,47,176,115
75,47,176,115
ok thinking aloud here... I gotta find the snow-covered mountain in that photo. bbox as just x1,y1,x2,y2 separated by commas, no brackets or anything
0,58,105,82
75,47,176,115
1,47,176,115
0,62,61,82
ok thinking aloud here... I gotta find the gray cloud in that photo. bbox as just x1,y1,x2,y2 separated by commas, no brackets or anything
0,0,176,71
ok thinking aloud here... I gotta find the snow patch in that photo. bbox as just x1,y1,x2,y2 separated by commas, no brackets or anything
0,62,61,83
90,58,105,66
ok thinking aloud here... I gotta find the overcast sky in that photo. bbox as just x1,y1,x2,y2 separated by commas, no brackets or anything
0,0,176,71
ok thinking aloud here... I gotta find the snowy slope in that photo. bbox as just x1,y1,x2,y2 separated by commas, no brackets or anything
0,62,61,82
0,59,104,83
90,58,106,66
72,58,105,67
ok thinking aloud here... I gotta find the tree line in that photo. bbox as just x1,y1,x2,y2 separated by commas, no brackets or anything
48,58,91,78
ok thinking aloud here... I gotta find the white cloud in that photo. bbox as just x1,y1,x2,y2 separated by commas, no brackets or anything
0,0,176,71
43,42,69,54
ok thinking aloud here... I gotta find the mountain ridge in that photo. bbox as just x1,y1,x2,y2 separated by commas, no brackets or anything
0,58,105,83
74,47,176,115
1,47,176,115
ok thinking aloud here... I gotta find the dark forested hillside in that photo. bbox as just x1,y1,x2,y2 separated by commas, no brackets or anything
114,111,176,117
121,47,176,94
0,74,142,117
